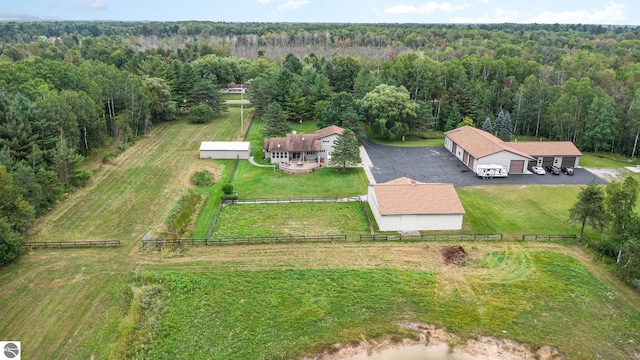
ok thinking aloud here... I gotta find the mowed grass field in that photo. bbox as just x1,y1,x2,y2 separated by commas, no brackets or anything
1,111,640,359
30,108,249,244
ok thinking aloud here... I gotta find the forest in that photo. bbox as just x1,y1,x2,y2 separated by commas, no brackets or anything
2,21,640,261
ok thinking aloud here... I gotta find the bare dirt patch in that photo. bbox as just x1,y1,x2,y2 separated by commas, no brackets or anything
583,167,626,182
442,245,467,265
304,322,564,360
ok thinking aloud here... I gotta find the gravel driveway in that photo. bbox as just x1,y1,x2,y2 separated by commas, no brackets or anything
360,138,607,187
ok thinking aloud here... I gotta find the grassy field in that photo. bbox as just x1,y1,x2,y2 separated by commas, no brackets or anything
211,202,369,237
2,112,640,359
29,109,249,244
580,152,638,168
457,185,600,239
116,247,640,360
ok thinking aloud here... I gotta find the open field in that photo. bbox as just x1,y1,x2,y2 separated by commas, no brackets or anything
3,242,638,359
29,109,250,244
3,113,640,360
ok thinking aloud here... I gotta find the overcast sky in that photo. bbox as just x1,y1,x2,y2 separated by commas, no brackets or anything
2,0,639,25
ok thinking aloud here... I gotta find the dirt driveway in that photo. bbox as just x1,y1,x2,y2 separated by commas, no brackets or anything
360,138,608,187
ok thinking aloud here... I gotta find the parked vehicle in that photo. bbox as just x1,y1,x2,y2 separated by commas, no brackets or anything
530,166,546,175
561,167,574,175
477,164,508,178
549,166,561,175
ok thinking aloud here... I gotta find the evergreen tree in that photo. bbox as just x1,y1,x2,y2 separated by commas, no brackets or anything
444,104,461,132
496,110,512,141
190,79,227,114
261,102,291,138
329,129,361,170
481,117,493,133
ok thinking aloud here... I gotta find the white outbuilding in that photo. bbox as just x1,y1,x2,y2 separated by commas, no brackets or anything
367,177,465,232
199,141,251,159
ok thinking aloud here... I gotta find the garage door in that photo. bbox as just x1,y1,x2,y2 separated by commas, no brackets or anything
510,160,524,174
561,157,576,167
541,157,554,167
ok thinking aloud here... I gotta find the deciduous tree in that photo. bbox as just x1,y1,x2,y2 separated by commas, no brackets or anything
569,181,608,241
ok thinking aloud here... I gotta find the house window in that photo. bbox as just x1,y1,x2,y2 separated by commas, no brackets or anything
307,151,314,155
323,140,330,143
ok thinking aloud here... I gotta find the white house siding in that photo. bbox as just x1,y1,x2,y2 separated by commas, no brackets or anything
320,134,340,162
444,137,453,152
200,150,250,159
476,152,530,174
199,142,251,159
375,213,463,231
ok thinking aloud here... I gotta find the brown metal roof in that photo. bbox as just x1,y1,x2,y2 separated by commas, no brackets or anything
444,126,534,160
508,141,582,156
371,178,465,215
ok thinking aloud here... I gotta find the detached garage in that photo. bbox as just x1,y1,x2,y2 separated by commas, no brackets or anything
199,141,251,159
368,177,465,232
444,126,582,175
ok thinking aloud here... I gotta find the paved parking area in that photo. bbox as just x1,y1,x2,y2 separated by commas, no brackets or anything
360,138,607,187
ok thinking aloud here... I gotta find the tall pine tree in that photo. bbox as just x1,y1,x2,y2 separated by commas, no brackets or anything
495,110,512,141
261,102,291,138
329,129,361,170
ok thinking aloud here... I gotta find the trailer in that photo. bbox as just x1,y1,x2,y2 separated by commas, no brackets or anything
476,164,508,178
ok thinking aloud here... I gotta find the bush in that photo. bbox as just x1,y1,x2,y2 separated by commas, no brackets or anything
222,183,234,195
188,104,214,124
594,239,617,258
0,219,24,265
191,170,214,187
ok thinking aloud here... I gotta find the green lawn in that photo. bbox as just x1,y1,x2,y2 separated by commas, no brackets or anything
457,185,600,239
232,161,368,198
211,202,369,237
365,129,445,147
580,152,638,168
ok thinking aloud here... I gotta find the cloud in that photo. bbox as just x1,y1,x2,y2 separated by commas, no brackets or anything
78,0,107,11
450,8,524,23
384,1,468,15
0,12,48,21
278,0,310,11
257,0,310,11
525,2,625,24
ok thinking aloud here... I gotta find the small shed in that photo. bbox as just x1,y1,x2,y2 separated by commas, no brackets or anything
367,177,465,232
199,141,251,159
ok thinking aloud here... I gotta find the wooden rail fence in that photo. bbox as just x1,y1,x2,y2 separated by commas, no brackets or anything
142,234,347,246
23,240,121,249
522,234,577,241
359,233,503,242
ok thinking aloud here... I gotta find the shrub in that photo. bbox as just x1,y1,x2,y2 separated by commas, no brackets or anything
222,183,234,195
594,239,617,258
191,170,214,187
